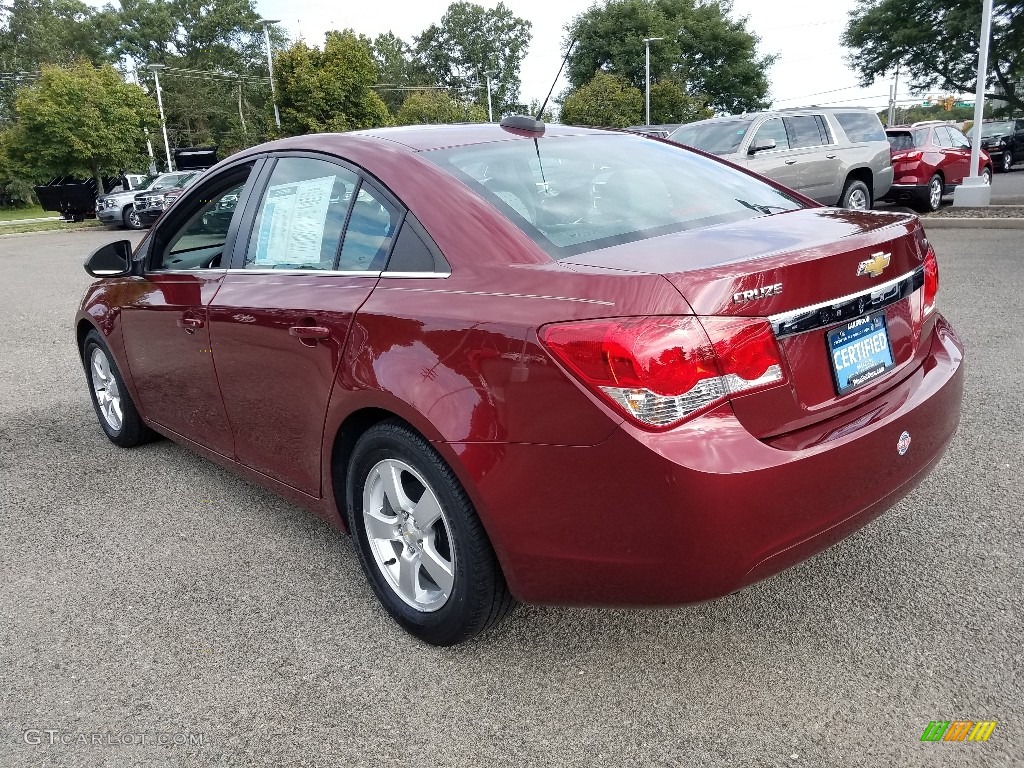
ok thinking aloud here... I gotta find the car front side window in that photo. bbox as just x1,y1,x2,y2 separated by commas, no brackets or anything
752,118,790,151
152,165,255,271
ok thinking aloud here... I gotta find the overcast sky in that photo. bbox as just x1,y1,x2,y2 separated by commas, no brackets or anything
253,0,928,113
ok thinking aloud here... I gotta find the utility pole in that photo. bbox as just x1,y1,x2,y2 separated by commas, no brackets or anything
888,63,900,126
147,64,173,172
954,0,994,206
483,69,497,122
260,19,282,130
643,37,664,126
237,79,247,137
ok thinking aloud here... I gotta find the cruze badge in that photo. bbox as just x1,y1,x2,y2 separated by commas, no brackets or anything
733,283,783,304
857,252,891,278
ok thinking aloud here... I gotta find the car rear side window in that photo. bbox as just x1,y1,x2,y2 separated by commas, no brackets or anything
834,112,886,142
425,134,805,260
337,182,400,271
244,157,358,271
784,116,825,148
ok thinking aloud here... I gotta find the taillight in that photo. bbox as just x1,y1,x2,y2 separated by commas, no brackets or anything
539,316,786,429
923,246,939,316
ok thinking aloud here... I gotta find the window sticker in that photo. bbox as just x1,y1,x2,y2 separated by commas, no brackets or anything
253,175,335,266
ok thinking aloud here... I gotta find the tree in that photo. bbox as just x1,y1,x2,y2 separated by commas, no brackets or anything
371,32,431,115
5,62,158,194
843,0,1024,114
394,89,487,125
560,72,643,127
650,80,713,123
565,0,774,115
414,2,532,117
274,31,391,135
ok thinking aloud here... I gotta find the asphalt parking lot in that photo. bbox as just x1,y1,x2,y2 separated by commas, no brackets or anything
0,224,1021,767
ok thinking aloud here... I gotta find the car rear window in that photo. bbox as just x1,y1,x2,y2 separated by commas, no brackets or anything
834,112,886,142
886,130,927,151
425,134,806,259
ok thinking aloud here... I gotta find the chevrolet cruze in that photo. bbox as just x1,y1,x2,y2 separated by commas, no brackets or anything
76,118,964,645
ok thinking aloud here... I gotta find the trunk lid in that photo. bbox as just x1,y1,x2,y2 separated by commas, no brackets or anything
562,208,930,438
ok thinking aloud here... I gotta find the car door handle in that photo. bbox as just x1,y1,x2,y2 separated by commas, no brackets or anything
784,159,798,165
826,154,837,159
177,316,204,332
289,326,330,340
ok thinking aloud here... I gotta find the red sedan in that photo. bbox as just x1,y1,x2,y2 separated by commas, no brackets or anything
77,118,964,645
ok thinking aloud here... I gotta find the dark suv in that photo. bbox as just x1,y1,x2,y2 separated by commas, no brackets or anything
980,118,1024,173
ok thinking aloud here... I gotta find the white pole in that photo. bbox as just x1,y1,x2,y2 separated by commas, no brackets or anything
953,0,994,206
150,66,173,171
262,22,282,130
486,74,493,122
645,40,651,126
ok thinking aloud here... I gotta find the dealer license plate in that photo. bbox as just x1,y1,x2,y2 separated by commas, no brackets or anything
827,312,894,395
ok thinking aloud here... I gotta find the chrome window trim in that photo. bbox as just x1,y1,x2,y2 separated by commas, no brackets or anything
769,267,924,338
226,268,382,277
379,271,451,279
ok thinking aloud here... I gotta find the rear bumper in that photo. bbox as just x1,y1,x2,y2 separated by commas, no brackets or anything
882,183,929,202
459,316,964,605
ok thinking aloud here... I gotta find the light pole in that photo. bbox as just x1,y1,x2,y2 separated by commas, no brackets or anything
483,69,497,122
642,37,664,126
260,19,282,130
147,64,173,172
953,0,993,207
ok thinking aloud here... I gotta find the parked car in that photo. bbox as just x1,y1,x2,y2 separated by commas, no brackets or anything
133,170,205,227
625,124,681,139
96,171,199,229
667,107,894,210
882,122,992,212
979,118,1024,173
76,119,963,645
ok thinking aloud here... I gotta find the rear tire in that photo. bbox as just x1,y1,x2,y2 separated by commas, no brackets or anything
346,421,514,646
915,174,944,213
82,330,154,448
839,179,871,210
981,166,992,185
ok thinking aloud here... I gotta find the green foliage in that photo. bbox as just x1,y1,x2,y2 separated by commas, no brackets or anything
0,131,39,206
527,98,554,123
560,72,643,128
843,0,1024,114
371,32,431,114
394,90,487,125
415,2,532,117
275,31,391,134
5,62,159,193
878,102,994,126
565,0,775,115
650,80,713,124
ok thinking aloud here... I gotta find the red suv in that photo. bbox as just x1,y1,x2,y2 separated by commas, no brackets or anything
883,122,992,212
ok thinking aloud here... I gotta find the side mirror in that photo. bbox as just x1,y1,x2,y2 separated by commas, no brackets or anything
749,138,777,155
84,240,133,278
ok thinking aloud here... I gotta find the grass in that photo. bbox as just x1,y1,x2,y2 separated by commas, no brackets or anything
0,219,106,236
0,206,53,222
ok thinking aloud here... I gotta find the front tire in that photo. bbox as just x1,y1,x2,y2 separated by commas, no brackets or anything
1000,152,1013,173
122,205,143,230
839,179,871,210
346,421,513,646
82,330,153,447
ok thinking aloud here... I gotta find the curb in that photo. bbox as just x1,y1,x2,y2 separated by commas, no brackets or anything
0,216,60,226
0,225,109,239
922,217,1024,230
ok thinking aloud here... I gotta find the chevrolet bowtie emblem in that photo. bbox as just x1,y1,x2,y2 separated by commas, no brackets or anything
856,252,891,278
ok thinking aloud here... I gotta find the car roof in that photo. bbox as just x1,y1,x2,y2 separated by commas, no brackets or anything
346,122,618,151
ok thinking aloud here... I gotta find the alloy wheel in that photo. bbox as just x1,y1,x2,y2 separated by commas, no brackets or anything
929,178,942,210
982,168,992,185
1002,153,1012,173
846,188,869,210
362,458,456,612
90,347,123,432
